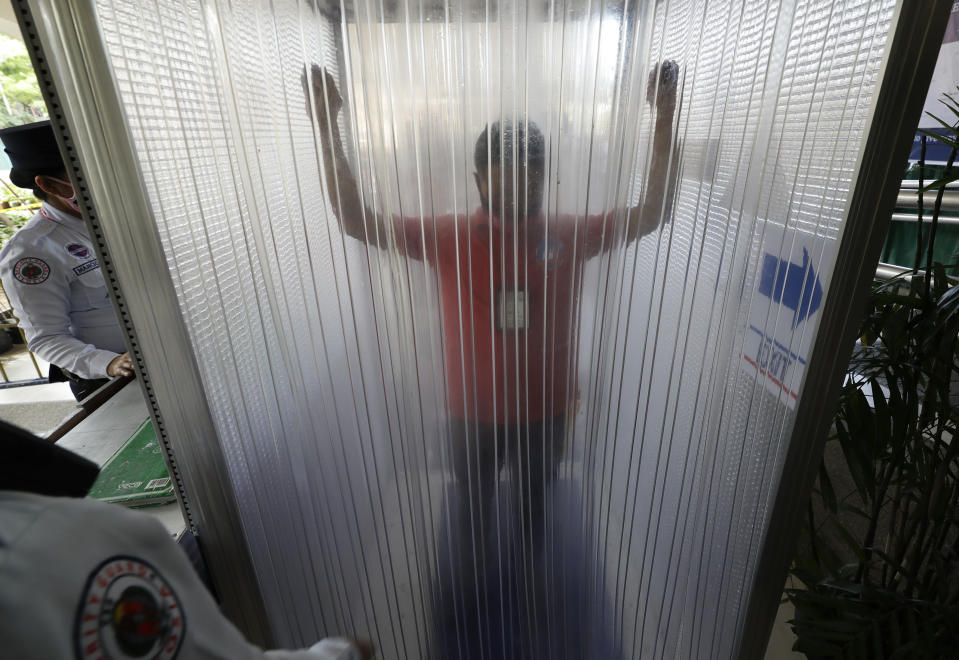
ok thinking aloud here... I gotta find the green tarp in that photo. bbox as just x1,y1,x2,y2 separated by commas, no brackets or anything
881,219,959,274
881,168,959,274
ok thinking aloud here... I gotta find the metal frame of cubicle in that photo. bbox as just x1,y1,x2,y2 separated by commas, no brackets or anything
11,0,273,646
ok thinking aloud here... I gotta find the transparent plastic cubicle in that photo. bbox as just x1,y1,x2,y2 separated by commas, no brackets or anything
16,0,948,657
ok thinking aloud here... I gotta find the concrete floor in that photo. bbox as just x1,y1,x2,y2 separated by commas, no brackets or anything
0,343,77,437
765,596,804,659
0,338,46,382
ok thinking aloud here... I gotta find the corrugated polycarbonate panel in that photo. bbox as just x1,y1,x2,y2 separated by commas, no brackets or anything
83,0,895,657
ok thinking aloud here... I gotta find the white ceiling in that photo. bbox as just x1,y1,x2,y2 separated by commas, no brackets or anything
0,3,22,41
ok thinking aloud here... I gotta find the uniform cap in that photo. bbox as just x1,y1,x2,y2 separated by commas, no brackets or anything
0,120,65,189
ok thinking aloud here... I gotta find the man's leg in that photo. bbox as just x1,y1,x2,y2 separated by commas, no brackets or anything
449,419,498,588
498,418,565,657
512,416,566,554
68,377,109,402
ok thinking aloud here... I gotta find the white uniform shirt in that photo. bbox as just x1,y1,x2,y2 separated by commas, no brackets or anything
0,202,124,379
0,491,363,660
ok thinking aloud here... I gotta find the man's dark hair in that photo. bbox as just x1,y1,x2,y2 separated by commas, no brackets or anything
474,119,545,175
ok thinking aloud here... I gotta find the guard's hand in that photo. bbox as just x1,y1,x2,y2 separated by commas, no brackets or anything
302,64,343,123
647,59,678,112
106,352,134,378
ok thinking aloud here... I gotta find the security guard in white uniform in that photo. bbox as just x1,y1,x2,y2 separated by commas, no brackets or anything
0,418,374,659
0,120,133,400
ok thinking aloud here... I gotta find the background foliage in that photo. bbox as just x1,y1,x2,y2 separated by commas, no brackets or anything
0,34,46,128
0,33,45,248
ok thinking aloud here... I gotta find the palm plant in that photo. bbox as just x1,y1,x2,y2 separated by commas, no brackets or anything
786,93,959,658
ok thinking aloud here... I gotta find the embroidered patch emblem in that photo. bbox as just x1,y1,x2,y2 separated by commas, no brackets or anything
73,259,99,276
13,257,50,285
74,555,185,660
67,243,90,259
535,238,563,268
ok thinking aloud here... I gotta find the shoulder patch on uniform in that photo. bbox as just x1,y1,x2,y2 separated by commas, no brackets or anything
66,243,90,259
13,257,50,285
74,555,186,660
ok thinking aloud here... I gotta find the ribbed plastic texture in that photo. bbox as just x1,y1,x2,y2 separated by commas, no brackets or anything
94,0,895,657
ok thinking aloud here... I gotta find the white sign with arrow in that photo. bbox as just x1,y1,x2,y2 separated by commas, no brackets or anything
741,223,832,410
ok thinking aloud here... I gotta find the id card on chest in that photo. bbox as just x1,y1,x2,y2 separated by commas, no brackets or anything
496,288,528,331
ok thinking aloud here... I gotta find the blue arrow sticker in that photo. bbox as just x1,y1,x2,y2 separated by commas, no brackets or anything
757,248,823,329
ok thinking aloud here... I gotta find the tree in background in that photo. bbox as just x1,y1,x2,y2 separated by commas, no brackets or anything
0,34,46,127
0,34,45,247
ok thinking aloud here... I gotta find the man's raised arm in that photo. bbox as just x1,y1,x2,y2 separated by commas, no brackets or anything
304,65,386,244
626,60,680,242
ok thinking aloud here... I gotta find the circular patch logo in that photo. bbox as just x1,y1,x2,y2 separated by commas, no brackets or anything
13,257,50,285
74,556,185,660
67,243,90,259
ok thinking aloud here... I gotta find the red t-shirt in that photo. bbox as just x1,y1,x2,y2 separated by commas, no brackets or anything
395,208,615,424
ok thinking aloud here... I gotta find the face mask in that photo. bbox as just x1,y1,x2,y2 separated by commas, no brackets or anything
46,176,82,214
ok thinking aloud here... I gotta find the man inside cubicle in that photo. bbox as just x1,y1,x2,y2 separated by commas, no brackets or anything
0,120,134,401
305,60,678,591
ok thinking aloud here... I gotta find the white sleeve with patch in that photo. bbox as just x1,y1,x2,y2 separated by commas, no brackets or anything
0,492,364,660
0,246,119,380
